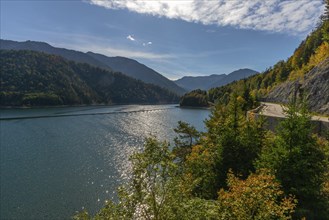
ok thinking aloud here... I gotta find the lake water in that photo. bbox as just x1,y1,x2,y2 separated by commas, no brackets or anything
0,105,210,220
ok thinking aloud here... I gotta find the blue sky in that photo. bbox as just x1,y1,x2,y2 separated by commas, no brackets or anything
0,0,324,80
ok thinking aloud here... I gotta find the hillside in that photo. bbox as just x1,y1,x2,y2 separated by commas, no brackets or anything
174,69,257,92
181,20,329,114
0,50,179,106
0,39,186,95
87,52,186,95
266,58,329,114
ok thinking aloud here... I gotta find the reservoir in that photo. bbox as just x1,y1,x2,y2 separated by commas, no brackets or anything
0,105,210,220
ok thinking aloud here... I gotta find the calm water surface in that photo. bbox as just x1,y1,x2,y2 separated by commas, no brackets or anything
0,105,210,220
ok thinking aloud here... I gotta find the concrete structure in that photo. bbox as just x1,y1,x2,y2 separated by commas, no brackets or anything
248,102,329,136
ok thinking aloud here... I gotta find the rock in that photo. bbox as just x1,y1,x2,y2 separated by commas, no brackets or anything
266,58,329,115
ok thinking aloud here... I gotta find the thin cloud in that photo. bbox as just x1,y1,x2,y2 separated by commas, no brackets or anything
126,35,135,41
206,29,216,33
142,41,152,46
34,31,172,60
88,0,324,35
83,45,174,60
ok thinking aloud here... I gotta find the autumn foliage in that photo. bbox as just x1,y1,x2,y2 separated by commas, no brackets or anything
217,169,297,220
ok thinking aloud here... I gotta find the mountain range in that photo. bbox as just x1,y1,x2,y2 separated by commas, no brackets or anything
0,39,186,95
1,39,260,96
174,68,258,91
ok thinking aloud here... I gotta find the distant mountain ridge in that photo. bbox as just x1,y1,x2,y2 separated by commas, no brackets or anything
0,39,111,71
210,68,258,88
174,74,226,91
0,50,179,106
174,68,258,91
86,52,186,95
0,39,186,95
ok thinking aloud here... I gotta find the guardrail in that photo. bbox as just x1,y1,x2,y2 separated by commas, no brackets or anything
248,110,328,137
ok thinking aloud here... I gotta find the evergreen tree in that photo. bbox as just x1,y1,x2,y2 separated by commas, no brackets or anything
191,94,266,198
321,0,329,22
256,100,329,219
173,121,200,162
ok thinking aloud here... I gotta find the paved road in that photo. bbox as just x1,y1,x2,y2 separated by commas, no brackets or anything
259,102,329,122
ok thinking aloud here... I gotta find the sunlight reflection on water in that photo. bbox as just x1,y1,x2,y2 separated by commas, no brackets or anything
0,105,209,219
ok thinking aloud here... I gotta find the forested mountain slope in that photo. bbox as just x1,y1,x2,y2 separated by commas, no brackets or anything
0,50,179,106
0,39,186,95
181,19,329,114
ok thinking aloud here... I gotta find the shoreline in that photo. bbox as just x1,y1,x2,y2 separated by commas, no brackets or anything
178,105,212,110
0,103,181,121
0,102,180,110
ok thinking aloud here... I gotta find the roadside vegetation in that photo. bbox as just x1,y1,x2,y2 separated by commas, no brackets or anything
75,96,329,220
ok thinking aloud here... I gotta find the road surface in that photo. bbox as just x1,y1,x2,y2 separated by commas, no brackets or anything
259,102,329,122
